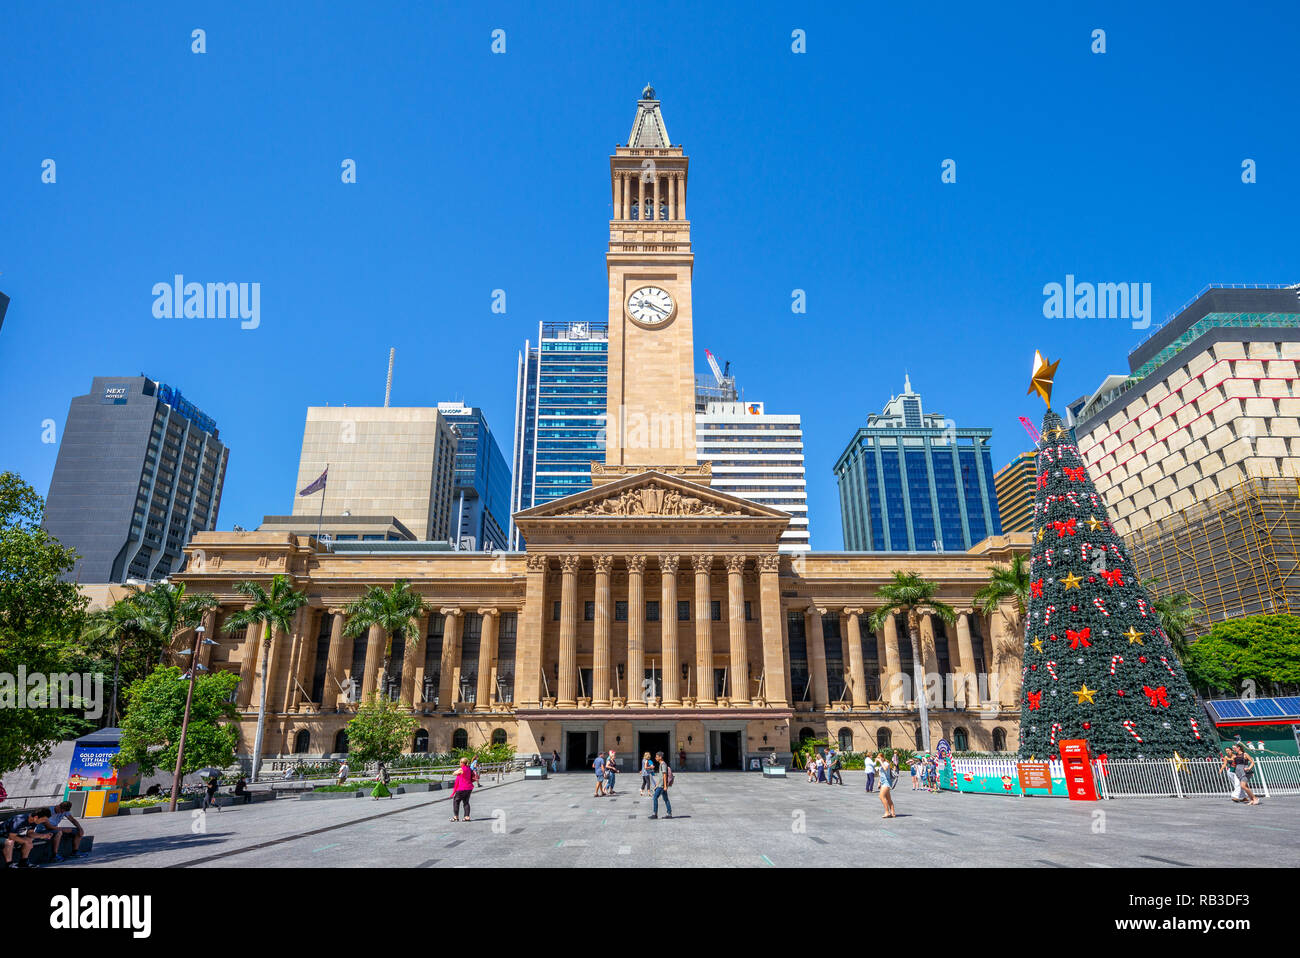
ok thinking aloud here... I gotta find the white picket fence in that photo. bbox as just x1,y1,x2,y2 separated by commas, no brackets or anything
948,755,1300,800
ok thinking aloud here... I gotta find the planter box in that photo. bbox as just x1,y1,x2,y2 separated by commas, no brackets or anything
298,789,366,801
120,799,199,815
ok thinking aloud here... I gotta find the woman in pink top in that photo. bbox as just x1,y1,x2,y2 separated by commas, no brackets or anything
451,758,477,822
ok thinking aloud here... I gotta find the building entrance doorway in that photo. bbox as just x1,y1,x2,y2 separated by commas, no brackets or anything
566,731,597,771
637,731,671,766
711,730,743,769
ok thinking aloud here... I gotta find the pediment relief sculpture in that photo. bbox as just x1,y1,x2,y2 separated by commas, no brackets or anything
568,481,745,518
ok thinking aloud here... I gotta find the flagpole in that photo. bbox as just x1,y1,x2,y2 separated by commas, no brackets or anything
316,465,328,540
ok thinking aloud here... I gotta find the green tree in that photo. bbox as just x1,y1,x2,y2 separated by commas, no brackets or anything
867,571,955,753
346,695,419,766
976,552,1032,618
134,581,219,666
114,666,240,776
1181,614,1300,695
343,580,428,699
82,591,156,727
222,575,307,780
0,472,92,774
1141,578,1202,659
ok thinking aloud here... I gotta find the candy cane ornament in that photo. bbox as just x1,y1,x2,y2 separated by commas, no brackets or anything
1122,720,1143,743
1049,723,1063,746
1044,604,1057,627
1190,718,1202,741
1045,661,1058,681
1093,597,1110,617
1137,598,1150,618
1109,655,1124,676
1159,656,1176,677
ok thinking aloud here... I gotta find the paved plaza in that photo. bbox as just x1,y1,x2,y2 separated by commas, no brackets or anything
70,771,1299,868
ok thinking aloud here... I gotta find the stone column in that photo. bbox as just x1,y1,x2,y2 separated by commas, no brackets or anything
919,612,940,708
517,554,548,708
476,608,499,711
289,607,317,711
627,555,646,706
360,623,384,702
804,605,829,709
955,611,977,710
758,554,787,708
652,174,660,221
843,607,868,708
323,609,348,711
236,616,259,709
659,554,680,706
638,175,646,220
198,608,219,669
881,613,902,706
693,554,714,705
668,175,676,221
593,555,613,706
438,608,464,709
726,555,750,705
992,602,1020,708
557,555,580,707
623,175,631,220
400,614,427,708
679,173,686,219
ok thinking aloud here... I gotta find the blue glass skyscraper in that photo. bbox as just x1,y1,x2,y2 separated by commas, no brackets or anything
436,403,511,552
510,321,608,548
834,376,1002,552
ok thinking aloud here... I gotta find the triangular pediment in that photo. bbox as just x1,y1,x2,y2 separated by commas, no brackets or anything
513,470,790,522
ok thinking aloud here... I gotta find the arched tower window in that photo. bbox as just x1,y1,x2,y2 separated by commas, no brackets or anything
333,729,349,754
876,728,892,749
412,729,429,753
953,727,969,752
491,728,507,746
293,730,310,754
992,727,1007,752
838,728,853,752
452,728,469,750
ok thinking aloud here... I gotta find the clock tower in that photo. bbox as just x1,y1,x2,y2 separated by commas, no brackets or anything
604,85,700,471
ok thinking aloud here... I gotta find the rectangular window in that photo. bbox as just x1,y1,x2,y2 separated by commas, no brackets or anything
552,600,561,621
615,601,628,622
711,600,721,621
646,601,659,622
584,600,595,621
678,600,691,621
744,601,753,621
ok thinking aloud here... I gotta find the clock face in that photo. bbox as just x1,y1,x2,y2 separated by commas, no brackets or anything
627,286,675,325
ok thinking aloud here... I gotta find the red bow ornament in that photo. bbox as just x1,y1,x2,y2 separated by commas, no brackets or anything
1142,685,1170,708
1053,518,1078,538
1067,627,1092,649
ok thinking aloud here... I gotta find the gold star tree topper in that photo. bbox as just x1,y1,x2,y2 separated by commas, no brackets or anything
1028,350,1061,408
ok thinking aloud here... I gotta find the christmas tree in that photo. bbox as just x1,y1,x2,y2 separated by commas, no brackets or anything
1018,364,1217,760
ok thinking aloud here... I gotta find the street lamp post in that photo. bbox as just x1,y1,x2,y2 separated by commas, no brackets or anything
169,625,217,812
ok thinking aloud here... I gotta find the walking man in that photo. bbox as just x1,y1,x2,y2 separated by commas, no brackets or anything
604,750,618,795
649,751,673,819
593,750,607,797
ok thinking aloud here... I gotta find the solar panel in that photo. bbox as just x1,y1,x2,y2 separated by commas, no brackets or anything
1245,699,1284,718
1275,697,1300,715
1207,699,1250,720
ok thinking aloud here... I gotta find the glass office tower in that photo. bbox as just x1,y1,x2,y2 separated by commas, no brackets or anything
834,376,1001,552
510,322,608,548
437,403,512,552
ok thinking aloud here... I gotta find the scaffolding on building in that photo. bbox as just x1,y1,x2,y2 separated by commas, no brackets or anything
1127,478,1300,635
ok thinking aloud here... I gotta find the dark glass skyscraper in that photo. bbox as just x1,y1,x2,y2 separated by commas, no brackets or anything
437,403,511,552
510,321,608,548
43,375,228,582
834,377,1001,552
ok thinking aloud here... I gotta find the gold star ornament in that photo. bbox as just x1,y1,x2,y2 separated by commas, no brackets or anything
1036,527,1045,542
1031,637,1044,653
1061,572,1082,590
1028,350,1061,408
1074,683,1098,705
1086,515,1102,532
1124,627,1145,645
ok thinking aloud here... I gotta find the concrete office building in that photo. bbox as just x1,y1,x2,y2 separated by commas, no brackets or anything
44,376,228,582
510,322,609,547
696,400,811,552
834,376,1002,552
289,406,459,542
1073,283,1300,630
993,452,1037,534
437,402,511,552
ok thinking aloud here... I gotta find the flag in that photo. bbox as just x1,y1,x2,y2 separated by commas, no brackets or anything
298,468,327,497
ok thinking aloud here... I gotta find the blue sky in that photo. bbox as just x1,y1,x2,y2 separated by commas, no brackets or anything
3,2,1297,549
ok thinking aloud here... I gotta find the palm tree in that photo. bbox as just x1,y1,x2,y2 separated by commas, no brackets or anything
343,580,429,702
135,581,219,665
867,571,956,753
974,552,1031,619
1142,577,1202,659
223,575,307,781
83,591,153,727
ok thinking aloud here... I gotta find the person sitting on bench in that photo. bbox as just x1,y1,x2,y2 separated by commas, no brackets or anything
2,808,55,867
44,802,87,858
